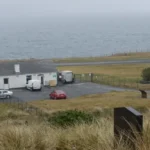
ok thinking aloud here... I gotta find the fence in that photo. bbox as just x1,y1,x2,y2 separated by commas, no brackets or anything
75,73,150,90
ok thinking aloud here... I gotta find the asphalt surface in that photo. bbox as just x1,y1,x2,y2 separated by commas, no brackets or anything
10,82,128,102
54,59,150,66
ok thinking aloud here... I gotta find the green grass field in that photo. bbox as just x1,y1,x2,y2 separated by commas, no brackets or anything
58,63,150,90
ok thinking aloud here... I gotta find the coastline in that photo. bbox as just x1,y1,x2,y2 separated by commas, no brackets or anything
0,52,150,64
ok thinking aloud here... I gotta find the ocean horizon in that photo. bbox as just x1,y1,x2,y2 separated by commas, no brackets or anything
0,14,150,59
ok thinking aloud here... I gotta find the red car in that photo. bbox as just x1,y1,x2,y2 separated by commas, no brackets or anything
49,90,67,99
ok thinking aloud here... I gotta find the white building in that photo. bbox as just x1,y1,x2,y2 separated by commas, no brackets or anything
0,60,57,89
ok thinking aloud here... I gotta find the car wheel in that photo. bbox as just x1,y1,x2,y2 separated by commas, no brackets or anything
6,95,10,99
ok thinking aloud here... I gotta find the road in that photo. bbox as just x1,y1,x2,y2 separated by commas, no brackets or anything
54,59,150,66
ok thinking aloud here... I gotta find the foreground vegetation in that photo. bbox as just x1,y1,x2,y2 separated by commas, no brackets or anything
53,52,150,63
1,98,150,150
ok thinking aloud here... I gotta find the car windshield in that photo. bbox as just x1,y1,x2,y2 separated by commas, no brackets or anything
56,90,65,94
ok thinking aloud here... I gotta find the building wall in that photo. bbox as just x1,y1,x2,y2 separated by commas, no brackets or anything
44,72,57,85
0,75,25,89
0,72,57,89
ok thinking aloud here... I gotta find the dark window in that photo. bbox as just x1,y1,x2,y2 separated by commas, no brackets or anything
26,75,32,84
4,78,9,84
3,91,7,94
41,76,44,84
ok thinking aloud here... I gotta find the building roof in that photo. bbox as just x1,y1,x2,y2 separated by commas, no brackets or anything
0,59,57,76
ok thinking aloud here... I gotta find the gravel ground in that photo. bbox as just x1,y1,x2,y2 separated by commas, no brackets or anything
8,82,128,102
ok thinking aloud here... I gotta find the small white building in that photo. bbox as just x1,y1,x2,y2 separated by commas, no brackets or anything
0,60,57,89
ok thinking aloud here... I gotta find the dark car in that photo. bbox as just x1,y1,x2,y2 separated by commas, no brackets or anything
49,90,67,99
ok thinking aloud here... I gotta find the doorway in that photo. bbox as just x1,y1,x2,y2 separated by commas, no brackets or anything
26,75,32,84
3,78,9,89
41,76,44,85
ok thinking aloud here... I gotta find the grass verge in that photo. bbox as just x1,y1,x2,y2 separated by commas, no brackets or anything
28,91,150,113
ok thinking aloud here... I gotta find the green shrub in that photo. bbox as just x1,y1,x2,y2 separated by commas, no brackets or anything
142,67,150,81
48,110,94,127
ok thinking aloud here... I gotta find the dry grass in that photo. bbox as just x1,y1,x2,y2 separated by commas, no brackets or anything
0,104,28,119
1,102,150,149
28,91,150,113
0,109,150,150
53,52,150,63
0,117,118,150
0,103,42,127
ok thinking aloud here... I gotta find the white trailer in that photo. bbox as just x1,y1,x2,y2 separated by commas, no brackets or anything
61,70,75,83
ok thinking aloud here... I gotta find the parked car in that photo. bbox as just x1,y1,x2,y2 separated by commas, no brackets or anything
49,90,67,99
26,80,42,91
0,90,13,99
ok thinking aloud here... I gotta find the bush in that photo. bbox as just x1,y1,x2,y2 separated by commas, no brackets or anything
142,67,150,81
48,110,94,127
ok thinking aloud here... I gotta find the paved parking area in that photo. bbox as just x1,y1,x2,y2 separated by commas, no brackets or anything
10,82,128,102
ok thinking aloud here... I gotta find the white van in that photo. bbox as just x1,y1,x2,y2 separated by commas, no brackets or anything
26,80,42,91
61,70,75,83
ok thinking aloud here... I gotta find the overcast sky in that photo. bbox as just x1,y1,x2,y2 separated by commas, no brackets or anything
0,0,150,18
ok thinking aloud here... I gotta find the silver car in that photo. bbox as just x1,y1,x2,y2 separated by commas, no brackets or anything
0,90,13,99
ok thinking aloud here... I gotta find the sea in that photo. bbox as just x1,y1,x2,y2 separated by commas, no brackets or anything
0,14,150,59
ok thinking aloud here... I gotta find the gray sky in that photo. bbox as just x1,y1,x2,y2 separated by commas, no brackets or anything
0,0,150,18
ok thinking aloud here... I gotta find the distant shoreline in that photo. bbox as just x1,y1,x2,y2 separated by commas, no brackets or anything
0,52,150,63
52,52,150,63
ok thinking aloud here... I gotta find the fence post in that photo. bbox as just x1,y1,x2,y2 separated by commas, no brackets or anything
114,107,143,149
139,90,147,98
90,73,93,82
